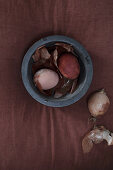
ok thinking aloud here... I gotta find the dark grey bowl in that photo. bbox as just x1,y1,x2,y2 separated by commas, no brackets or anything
21,35,93,107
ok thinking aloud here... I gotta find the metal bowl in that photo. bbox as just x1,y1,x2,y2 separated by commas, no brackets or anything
21,35,93,107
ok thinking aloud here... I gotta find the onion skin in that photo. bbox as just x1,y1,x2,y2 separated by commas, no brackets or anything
58,53,80,79
32,46,50,62
33,69,59,90
54,79,73,98
82,126,113,153
88,90,110,117
55,42,74,53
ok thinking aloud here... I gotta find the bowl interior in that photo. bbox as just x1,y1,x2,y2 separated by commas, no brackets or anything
27,41,86,102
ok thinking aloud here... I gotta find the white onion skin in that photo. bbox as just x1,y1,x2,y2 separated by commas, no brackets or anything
88,90,110,117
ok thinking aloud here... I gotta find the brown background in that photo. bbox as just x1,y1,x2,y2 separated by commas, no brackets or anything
0,0,113,169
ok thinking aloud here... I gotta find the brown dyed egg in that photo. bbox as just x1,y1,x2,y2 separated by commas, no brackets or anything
33,69,59,90
58,53,80,79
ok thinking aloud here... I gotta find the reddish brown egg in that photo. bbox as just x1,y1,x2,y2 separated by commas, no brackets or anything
58,53,80,79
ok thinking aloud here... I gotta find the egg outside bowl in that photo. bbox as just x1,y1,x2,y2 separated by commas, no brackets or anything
21,35,93,107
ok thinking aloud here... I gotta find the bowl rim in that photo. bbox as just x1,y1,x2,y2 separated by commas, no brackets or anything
21,35,93,107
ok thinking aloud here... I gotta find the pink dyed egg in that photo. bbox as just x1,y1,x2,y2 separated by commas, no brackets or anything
33,69,59,90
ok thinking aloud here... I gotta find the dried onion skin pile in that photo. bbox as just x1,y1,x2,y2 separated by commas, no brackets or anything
82,126,113,153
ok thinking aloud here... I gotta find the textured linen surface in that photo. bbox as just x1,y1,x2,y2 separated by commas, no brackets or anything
0,0,113,170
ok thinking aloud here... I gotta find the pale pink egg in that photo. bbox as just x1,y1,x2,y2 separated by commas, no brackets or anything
34,69,59,90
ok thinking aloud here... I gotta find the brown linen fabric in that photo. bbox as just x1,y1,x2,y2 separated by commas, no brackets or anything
0,0,113,169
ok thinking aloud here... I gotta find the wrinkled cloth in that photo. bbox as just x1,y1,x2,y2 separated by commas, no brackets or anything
0,0,113,169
